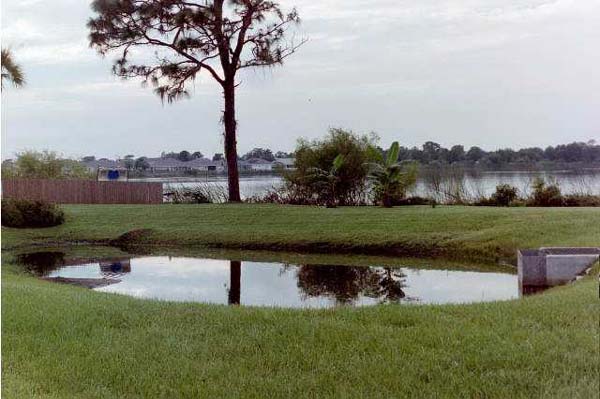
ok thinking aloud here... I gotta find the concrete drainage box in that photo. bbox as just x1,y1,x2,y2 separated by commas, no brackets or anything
518,247,599,290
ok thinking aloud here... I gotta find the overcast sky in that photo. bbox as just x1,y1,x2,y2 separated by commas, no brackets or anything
2,0,599,160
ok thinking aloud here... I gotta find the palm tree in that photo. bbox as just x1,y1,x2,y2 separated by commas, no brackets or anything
1,48,25,89
369,142,417,207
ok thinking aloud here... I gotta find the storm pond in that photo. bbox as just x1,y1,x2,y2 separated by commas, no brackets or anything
14,248,530,308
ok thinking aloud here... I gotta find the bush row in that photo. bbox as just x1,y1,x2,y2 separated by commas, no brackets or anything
472,179,600,207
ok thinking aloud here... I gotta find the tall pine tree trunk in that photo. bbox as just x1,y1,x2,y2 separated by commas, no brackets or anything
223,80,241,202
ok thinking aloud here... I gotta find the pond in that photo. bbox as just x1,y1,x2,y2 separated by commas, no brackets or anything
17,251,520,308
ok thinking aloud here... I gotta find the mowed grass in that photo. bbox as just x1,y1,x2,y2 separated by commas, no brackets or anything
2,262,598,399
3,204,600,262
2,205,599,397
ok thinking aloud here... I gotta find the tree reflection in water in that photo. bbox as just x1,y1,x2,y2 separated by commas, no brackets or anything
228,260,241,305
16,251,66,276
296,264,407,305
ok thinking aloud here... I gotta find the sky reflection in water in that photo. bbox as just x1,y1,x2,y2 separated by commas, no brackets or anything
23,254,519,308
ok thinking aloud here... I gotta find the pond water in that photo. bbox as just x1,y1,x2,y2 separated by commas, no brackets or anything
18,252,519,308
139,170,600,201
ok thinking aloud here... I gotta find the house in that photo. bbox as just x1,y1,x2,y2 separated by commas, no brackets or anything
81,158,123,172
143,157,226,173
145,157,189,172
187,157,225,172
272,158,295,170
240,158,273,171
79,156,229,174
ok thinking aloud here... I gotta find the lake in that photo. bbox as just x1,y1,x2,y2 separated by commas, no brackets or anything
19,252,520,308
137,170,600,200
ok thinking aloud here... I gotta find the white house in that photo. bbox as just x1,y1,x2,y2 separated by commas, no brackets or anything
241,158,273,171
272,158,295,170
187,157,225,172
81,158,124,172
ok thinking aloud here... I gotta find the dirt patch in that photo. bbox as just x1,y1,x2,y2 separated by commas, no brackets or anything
110,229,156,249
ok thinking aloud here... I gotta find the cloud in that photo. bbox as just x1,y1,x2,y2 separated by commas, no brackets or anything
2,0,599,159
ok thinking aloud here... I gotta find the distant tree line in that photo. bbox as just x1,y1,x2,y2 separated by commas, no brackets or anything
160,151,204,162
80,149,296,165
2,151,92,179
387,140,600,167
78,139,600,169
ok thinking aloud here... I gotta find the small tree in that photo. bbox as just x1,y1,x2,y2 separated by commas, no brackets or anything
242,147,275,161
308,154,345,208
135,157,150,170
530,178,563,206
491,184,518,207
369,142,417,207
3,151,92,179
288,128,376,206
123,154,135,169
178,150,192,162
88,0,304,202
274,151,292,158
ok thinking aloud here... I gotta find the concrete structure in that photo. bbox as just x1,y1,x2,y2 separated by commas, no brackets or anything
518,247,599,291
97,167,129,181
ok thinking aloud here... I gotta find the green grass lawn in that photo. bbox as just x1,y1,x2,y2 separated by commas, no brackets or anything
2,260,598,399
2,204,599,398
2,204,600,262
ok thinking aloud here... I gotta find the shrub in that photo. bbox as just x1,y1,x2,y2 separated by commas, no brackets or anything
472,197,496,207
490,184,518,206
1,150,92,179
306,154,346,208
16,251,66,275
562,194,600,207
390,196,433,206
165,184,228,204
285,128,377,206
1,199,65,228
529,178,564,206
246,185,321,205
421,165,471,204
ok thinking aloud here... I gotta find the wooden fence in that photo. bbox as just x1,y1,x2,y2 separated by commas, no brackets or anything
2,179,163,204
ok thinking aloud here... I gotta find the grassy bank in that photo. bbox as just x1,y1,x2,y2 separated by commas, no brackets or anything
2,259,598,398
2,205,599,397
3,204,600,262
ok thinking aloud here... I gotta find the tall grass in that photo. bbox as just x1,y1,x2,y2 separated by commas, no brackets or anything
165,183,229,204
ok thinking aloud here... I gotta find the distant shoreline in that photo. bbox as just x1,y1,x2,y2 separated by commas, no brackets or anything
126,164,600,181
